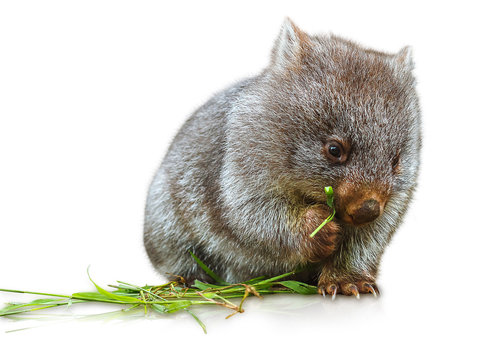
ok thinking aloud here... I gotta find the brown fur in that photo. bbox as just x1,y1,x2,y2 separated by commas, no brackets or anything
298,205,340,262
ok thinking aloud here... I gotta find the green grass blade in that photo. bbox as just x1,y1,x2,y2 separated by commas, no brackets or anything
192,280,210,291
309,208,335,238
0,288,70,299
253,270,296,285
71,292,136,304
86,268,141,304
150,304,167,313
184,308,207,334
0,299,84,316
189,252,228,285
277,281,317,295
115,281,166,301
325,186,334,208
310,186,336,238
244,276,266,284
191,280,229,291
163,300,192,313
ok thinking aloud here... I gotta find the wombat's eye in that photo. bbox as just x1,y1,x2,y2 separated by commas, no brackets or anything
324,140,347,164
328,145,341,158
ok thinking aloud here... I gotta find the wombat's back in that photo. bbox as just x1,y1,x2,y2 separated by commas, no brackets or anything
144,79,254,282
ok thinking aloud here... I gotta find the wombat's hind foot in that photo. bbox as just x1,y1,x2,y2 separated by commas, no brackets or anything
318,281,379,300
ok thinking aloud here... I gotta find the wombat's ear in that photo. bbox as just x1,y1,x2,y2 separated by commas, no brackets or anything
270,18,311,71
395,46,414,71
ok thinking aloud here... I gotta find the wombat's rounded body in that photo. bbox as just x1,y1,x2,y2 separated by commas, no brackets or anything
144,19,421,295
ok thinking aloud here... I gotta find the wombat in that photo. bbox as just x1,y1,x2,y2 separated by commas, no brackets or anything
144,18,421,297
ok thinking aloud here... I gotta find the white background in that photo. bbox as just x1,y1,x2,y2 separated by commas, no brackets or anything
1,0,476,358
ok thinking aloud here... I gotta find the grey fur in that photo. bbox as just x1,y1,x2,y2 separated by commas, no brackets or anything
144,19,421,288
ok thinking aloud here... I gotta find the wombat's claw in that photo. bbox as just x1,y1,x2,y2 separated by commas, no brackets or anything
349,284,360,299
318,280,379,299
362,283,379,297
341,283,361,298
329,284,338,301
317,284,339,299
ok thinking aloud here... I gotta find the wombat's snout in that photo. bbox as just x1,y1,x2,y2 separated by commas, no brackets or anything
335,183,388,226
347,199,381,225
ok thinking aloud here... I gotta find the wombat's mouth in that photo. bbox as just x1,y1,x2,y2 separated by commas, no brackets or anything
301,191,381,226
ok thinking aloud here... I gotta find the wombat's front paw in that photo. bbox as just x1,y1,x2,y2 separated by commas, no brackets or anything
299,206,340,261
317,278,379,299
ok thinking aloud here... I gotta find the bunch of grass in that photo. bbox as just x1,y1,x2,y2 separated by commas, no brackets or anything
0,187,336,333
0,265,317,333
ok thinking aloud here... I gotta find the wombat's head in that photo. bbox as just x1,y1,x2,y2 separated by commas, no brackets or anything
259,19,421,226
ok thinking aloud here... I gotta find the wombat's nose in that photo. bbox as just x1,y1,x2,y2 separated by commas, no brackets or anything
348,199,381,225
